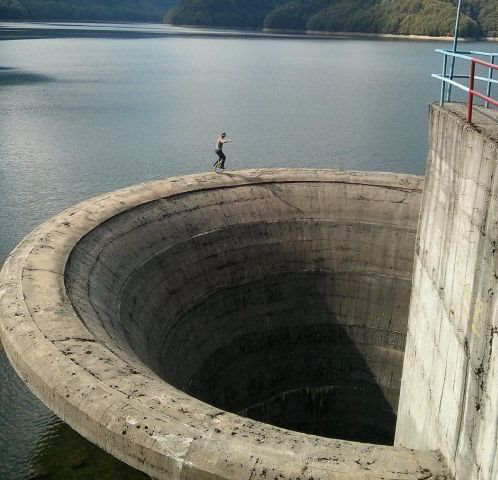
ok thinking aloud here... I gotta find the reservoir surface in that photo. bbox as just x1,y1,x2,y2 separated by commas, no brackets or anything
0,21,492,479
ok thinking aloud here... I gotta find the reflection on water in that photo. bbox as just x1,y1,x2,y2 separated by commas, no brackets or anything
28,423,149,480
0,67,55,86
0,21,339,41
0,349,147,480
0,348,53,480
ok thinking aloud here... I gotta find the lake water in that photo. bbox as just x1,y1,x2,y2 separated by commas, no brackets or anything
0,21,493,479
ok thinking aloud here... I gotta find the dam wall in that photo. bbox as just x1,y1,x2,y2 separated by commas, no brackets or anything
0,169,450,479
396,104,498,479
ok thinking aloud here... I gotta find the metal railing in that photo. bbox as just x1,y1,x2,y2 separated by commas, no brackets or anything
433,49,498,123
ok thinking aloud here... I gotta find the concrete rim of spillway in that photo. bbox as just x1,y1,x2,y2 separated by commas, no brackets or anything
0,169,447,480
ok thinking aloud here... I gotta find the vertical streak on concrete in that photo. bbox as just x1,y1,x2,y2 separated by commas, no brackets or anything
396,104,498,480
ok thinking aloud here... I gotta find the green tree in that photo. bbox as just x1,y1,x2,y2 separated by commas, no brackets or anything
264,0,330,30
0,0,178,21
0,0,27,19
478,0,498,37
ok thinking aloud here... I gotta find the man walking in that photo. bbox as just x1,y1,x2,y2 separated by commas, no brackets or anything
214,132,231,172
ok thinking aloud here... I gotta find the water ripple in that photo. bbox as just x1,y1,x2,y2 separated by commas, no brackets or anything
0,346,148,479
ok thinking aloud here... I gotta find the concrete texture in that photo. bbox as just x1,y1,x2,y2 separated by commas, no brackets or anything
396,104,498,480
0,169,449,479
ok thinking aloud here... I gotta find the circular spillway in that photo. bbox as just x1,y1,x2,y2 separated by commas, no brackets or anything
0,169,447,479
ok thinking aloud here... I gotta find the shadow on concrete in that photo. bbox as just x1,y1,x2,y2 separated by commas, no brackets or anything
177,272,399,446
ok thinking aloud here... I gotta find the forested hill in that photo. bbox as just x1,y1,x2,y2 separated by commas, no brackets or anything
0,0,178,21
165,0,498,38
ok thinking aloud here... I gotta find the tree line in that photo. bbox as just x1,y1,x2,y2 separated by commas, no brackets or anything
1,0,496,38
0,0,177,22
165,0,498,38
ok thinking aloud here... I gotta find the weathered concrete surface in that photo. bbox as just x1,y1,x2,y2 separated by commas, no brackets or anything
66,170,420,446
396,104,498,480
0,169,449,479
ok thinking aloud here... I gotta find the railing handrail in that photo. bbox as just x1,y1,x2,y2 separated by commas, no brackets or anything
436,48,498,58
435,49,473,62
434,49,498,123
471,57,498,70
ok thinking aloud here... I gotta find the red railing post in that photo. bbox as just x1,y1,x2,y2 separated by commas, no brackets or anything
467,59,476,123
435,51,498,121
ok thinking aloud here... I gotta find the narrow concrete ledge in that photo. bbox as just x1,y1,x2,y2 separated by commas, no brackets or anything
0,169,449,479
442,103,498,141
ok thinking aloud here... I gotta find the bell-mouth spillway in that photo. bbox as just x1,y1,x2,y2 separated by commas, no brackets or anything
0,169,449,479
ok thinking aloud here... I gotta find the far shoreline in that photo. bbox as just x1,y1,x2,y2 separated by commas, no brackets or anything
266,28,497,42
167,22,498,42
0,21,497,42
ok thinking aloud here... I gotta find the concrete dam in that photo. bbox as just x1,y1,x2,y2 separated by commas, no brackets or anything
1,104,497,479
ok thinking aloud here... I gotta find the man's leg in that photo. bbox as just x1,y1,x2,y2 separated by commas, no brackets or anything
220,151,226,169
214,151,222,167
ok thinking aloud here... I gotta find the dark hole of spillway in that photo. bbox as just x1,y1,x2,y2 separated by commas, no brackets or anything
65,178,419,447
175,273,398,445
